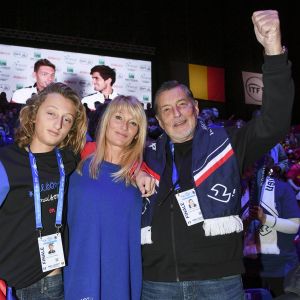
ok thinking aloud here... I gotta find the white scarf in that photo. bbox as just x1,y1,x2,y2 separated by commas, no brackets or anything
242,176,280,256
259,176,280,254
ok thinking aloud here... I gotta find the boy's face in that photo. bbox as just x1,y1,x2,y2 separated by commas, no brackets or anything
30,93,76,152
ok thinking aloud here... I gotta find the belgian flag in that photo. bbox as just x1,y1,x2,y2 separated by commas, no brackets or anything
189,64,225,102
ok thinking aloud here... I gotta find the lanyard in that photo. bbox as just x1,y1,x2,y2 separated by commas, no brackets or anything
170,142,180,191
158,142,180,206
28,147,65,231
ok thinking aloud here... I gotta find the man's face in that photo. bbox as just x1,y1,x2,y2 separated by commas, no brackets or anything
91,72,111,92
34,66,56,91
156,87,199,143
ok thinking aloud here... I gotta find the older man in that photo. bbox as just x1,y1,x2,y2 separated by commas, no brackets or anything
140,10,294,299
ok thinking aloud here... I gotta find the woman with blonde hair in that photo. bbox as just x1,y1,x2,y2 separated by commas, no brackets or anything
64,95,148,300
0,82,87,299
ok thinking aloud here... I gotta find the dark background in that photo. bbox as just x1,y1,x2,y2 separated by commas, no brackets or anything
0,0,298,124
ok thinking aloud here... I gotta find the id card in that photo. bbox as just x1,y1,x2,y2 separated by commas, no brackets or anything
175,188,204,226
38,233,65,272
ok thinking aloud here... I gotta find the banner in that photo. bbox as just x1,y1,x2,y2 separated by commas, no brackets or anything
188,64,225,102
242,71,263,105
0,44,152,108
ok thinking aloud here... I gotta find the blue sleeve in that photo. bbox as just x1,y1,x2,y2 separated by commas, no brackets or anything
0,160,10,206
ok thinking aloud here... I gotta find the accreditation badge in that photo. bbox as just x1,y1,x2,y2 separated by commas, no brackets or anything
38,233,65,272
175,188,204,226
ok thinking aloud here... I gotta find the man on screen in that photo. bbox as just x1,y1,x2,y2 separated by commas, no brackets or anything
81,65,118,110
11,59,56,104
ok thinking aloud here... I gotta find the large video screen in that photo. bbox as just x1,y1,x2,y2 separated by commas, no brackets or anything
0,43,152,107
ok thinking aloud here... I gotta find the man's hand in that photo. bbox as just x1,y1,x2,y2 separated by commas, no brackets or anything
252,10,282,55
135,170,155,197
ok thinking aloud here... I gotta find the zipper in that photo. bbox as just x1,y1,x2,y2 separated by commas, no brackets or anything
170,196,180,281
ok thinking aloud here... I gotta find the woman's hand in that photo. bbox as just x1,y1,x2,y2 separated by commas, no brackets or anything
135,170,155,197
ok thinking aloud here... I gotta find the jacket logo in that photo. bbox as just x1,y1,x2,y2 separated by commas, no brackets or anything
207,184,235,203
148,143,156,151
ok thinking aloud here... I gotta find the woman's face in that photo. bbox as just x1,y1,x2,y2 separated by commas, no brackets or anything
105,108,139,150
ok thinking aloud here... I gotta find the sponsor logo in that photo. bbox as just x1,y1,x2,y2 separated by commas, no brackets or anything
34,52,42,59
139,86,151,92
13,51,28,58
66,66,74,73
49,207,56,214
143,95,149,101
47,56,61,61
125,83,138,93
14,60,27,71
128,73,135,79
141,73,151,80
41,193,58,203
12,75,27,80
64,79,77,85
141,79,151,84
0,83,10,91
79,71,90,75
111,63,123,68
140,64,151,71
64,55,77,65
98,58,105,65
63,72,76,77
78,80,90,87
13,75,27,80
126,61,138,70
0,60,7,66
79,58,93,65
125,76,137,83
0,73,10,81
16,83,24,89
245,76,263,103
40,181,59,192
